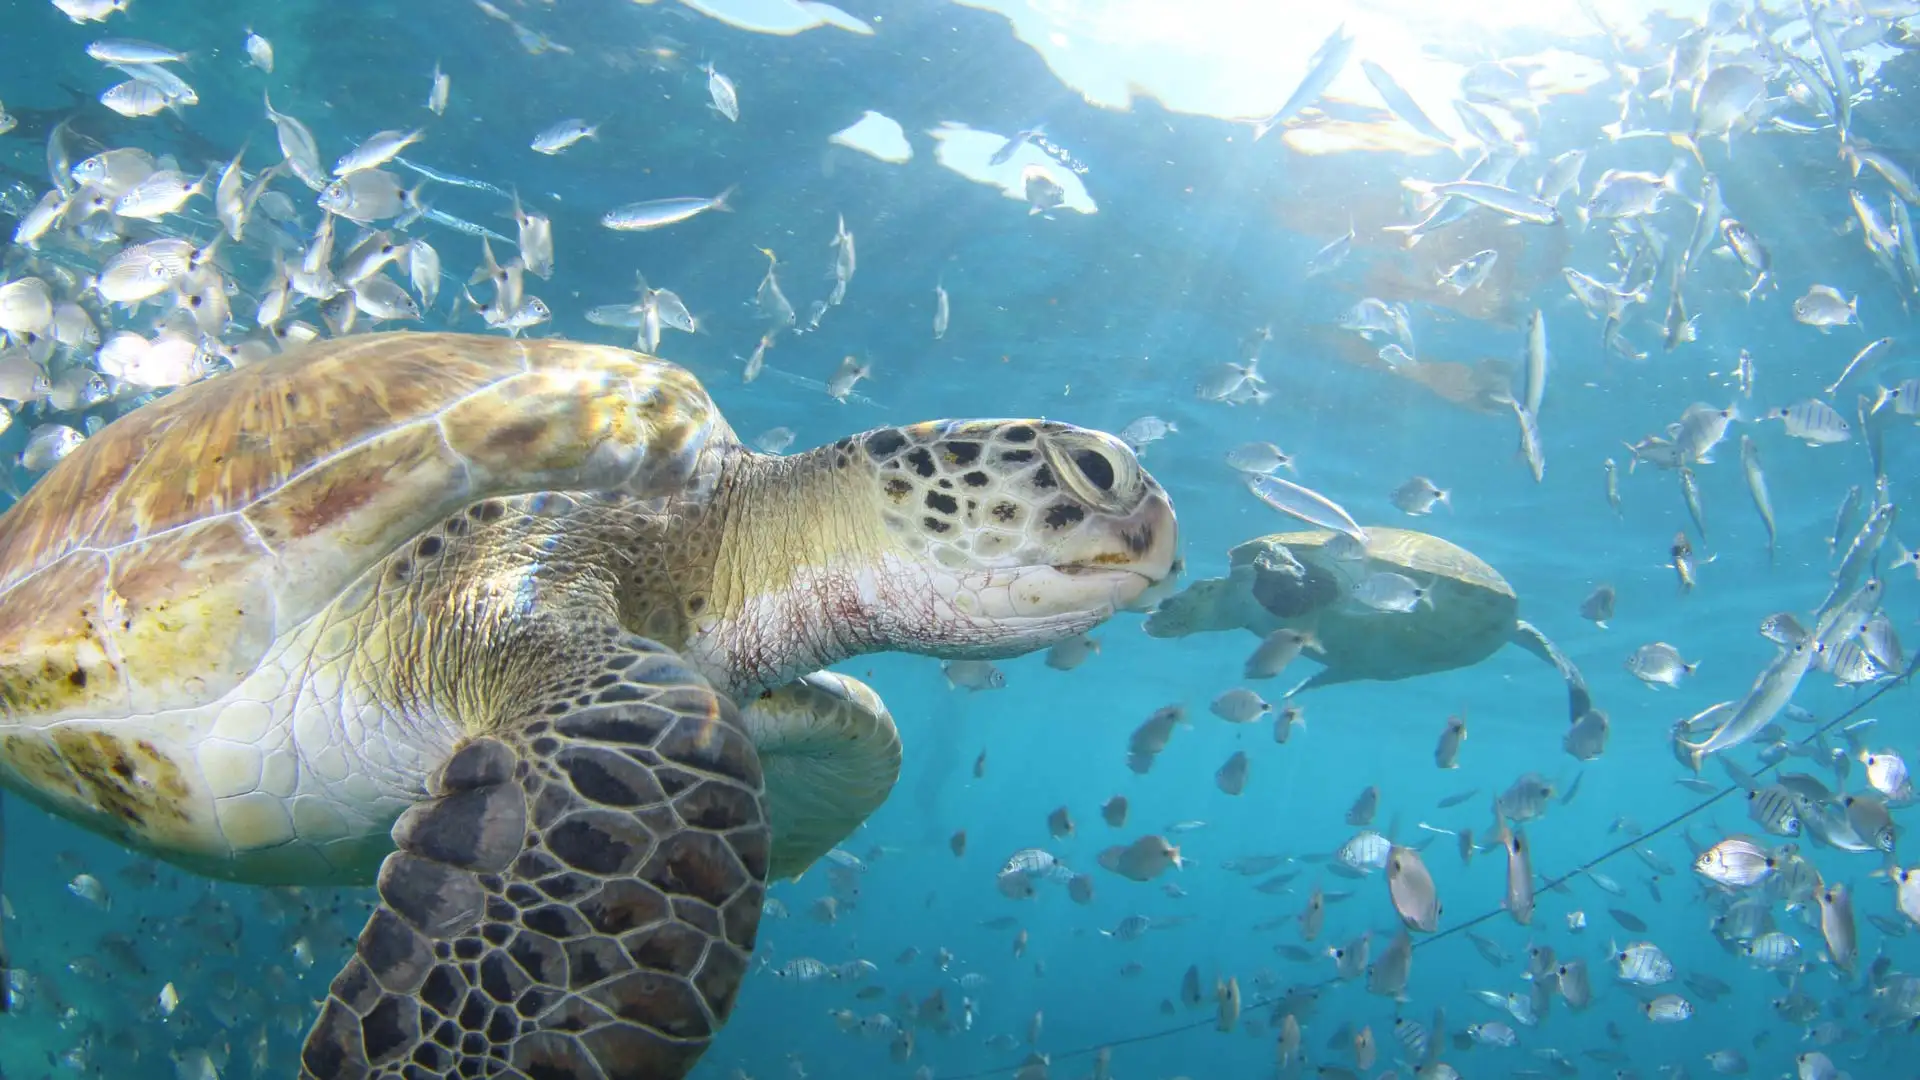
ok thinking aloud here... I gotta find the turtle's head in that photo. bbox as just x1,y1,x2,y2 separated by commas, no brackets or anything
849,419,1178,658
689,418,1176,694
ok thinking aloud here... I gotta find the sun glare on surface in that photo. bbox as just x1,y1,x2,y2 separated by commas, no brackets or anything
956,0,1699,134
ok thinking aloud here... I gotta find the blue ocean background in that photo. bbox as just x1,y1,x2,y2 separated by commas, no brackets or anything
2,0,1918,1077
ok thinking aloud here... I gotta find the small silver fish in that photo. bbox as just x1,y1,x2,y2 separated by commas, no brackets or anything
1438,249,1499,292
1098,836,1182,882
1118,416,1176,453
317,169,409,223
1434,714,1467,769
1254,23,1354,140
101,80,175,117
54,0,131,23
1587,167,1679,220
1817,883,1856,972
427,62,450,115
531,118,598,155
67,872,110,908
334,129,423,177
753,426,796,454
1360,60,1453,145
942,659,1002,691
830,215,856,304
1390,476,1450,515
1215,751,1250,795
1563,708,1609,761
87,38,187,64
409,239,442,310
1328,930,1365,976
1353,571,1432,613
1767,399,1851,444
1304,222,1355,278
1644,994,1692,1022
1209,688,1270,724
353,277,422,322
1500,823,1533,924
1627,642,1696,688
1791,284,1857,331
1720,219,1772,299
705,63,739,121
1674,463,1704,538
1669,532,1698,593
1387,847,1440,931
244,29,273,72
1366,929,1413,1000
1346,785,1379,827
826,355,871,402
1244,628,1319,680
1864,749,1912,800
1738,436,1776,558
1616,940,1674,985
1338,297,1407,341
602,188,736,231
1044,633,1099,671
1427,180,1560,224
1694,838,1773,889
1245,475,1367,543
1825,336,1893,397
514,199,554,280
1226,441,1295,475
1579,584,1615,628
1745,930,1801,969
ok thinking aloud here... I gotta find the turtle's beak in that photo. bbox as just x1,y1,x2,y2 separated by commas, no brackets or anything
1122,555,1184,613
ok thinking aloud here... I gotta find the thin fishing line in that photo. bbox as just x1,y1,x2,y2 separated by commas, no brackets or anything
930,658,1916,1080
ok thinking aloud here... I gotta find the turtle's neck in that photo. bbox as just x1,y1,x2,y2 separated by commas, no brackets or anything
654,442,895,699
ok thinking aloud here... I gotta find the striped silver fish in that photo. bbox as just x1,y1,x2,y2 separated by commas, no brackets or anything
1747,784,1803,837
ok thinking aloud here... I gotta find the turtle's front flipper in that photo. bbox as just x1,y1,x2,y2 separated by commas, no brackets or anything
301,637,768,1080
745,672,901,880
1511,619,1592,723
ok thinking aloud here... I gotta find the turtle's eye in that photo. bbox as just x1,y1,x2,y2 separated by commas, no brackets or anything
1070,448,1115,492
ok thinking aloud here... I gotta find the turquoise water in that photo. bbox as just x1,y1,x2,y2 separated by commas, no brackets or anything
1,1,1918,1078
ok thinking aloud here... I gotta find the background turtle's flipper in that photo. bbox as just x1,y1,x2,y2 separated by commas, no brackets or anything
743,672,902,880
1510,619,1592,722
1285,666,1355,698
301,638,769,1080
1141,572,1252,638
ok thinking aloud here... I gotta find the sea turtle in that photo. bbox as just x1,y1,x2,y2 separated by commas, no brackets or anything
1142,527,1588,720
0,333,1176,1079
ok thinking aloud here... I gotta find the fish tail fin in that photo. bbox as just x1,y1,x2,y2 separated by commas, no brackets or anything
469,237,498,285
713,184,739,213
1669,133,1704,170
1380,223,1423,249
1681,739,1707,774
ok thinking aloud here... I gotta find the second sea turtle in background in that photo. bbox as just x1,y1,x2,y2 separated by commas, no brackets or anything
1144,527,1590,720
